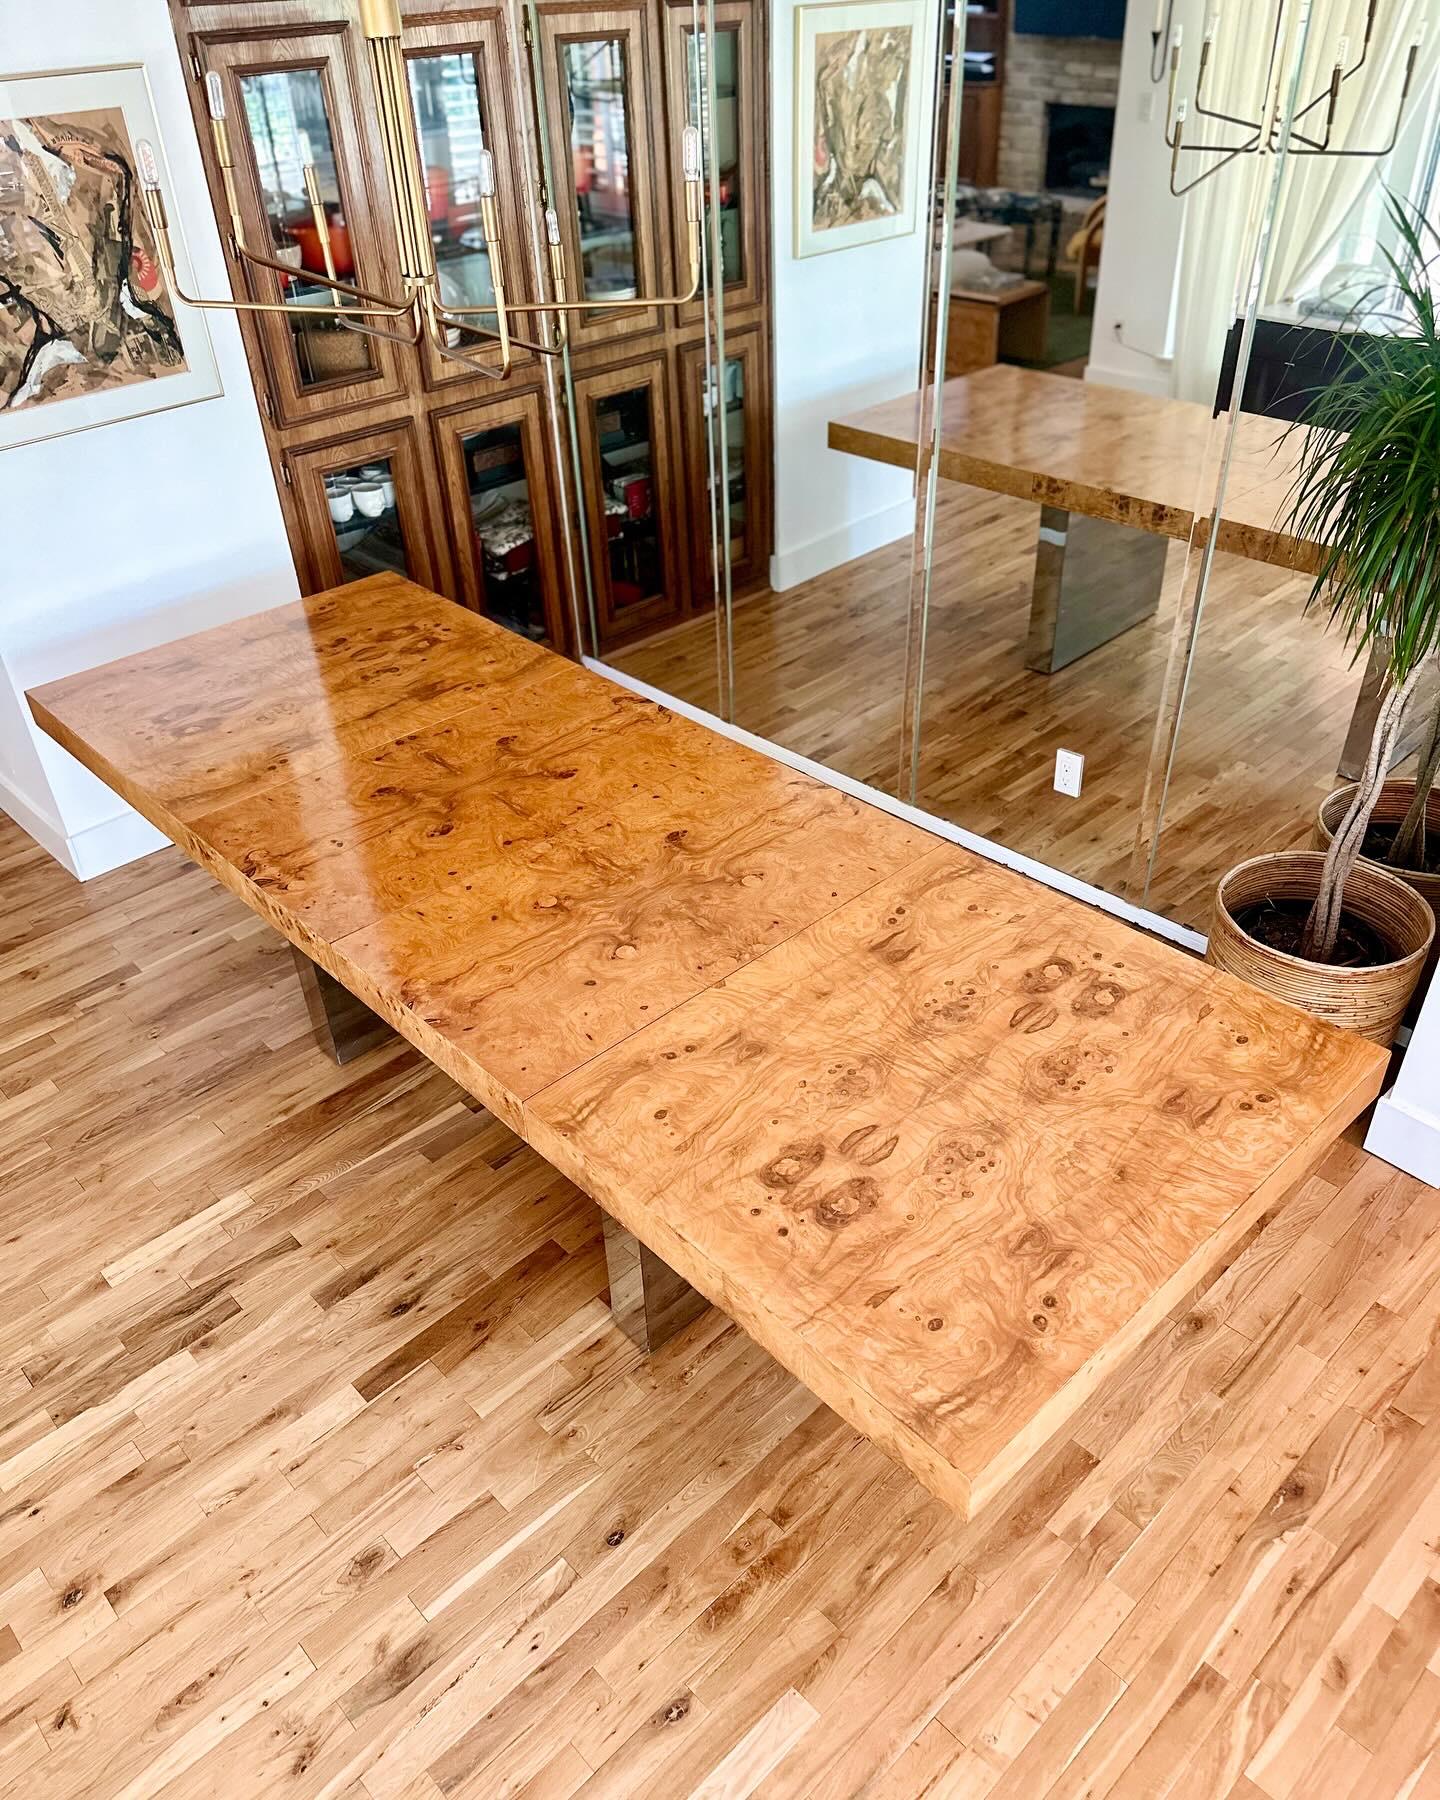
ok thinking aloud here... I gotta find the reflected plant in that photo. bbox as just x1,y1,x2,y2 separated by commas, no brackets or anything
1283,193,1440,962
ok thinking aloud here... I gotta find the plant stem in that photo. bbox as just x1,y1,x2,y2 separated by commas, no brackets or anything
1302,663,1425,962
1391,685,1440,870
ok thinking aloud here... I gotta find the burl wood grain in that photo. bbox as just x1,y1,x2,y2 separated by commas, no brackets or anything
523,845,1388,1513
29,574,1388,1518
828,364,1319,573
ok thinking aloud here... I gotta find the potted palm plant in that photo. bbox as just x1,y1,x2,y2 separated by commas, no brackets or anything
1208,197,1438,1044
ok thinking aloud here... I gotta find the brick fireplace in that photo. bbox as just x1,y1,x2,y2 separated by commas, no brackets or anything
998,29,1123,194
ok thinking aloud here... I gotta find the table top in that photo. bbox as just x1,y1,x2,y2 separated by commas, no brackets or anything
29,575,1386,1517
949,278,1050,308
828,364,1320,573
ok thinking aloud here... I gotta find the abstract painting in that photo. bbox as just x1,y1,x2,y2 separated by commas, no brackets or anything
0,66,219,449
794,0,926,258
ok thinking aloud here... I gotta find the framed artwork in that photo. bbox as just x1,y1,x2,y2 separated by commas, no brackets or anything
0,64,221,451
794,0,927,260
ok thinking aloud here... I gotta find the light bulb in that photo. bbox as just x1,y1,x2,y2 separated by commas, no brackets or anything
682,124,701,182
1414,19,1429,47
478,149,496,199
1175,97,1190,123
135,137,161,189
544,206,561,246
1171,24,1184,50
204,71,226,121
297,130,314,168
1336,34,1350,65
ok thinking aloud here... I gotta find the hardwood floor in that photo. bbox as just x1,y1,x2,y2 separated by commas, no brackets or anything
4,807,1440,1797
613,482,1367,932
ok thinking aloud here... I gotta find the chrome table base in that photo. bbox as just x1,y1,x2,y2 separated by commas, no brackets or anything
291,948,711,1352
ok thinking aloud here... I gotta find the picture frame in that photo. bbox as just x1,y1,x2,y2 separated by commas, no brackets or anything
793,0,927,260
0,63,222,452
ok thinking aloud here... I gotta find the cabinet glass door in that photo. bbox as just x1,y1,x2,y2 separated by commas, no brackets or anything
538,5,665,349
573,357,684,644
679,326,768,602
289,423,447,594
432,390,567,648
406,51,496,314
196,26,407,425
402,19,535,386
666,0,761,320
323,455,410,582
237,65,372,393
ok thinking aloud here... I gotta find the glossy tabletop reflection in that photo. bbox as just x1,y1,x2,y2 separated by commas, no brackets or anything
30,575,1388,1517
829,364,1321,572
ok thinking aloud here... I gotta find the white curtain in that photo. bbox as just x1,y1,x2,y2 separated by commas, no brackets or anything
1170,0,1438,404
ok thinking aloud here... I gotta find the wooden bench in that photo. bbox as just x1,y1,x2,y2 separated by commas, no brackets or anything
29,574,1387,1519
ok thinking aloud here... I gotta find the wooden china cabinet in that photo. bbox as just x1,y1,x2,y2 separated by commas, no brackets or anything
168,0,772,655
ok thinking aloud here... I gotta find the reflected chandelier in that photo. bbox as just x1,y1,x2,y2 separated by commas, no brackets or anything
1163,0,1427,196
135,0,702,378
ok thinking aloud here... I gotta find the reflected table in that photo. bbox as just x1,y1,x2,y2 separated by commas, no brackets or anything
828,366,1389,780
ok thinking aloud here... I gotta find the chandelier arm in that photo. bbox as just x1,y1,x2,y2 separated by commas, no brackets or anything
139,181,413,319
232,243,417,315
432,302,567,353
336,307,426,346
1170,136,1261,198
1192,37,1263,134
1293,42,1420,161
421,295,512,378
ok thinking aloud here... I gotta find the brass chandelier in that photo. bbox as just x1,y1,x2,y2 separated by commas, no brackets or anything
136,0,703,378
1163,0,1426,197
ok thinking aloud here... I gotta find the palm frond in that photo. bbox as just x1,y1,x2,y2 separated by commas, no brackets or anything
1281,193,1440,683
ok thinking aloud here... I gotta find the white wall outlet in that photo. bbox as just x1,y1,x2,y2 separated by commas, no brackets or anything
1054,749,1085,798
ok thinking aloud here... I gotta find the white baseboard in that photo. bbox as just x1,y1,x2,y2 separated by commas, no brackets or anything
0,768,76,877
67,807,167,880
1365,1089,1440,1187
0,770,164,882
770,498,916,592
1084,355,1173,400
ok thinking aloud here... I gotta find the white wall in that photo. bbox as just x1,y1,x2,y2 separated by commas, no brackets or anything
2,0,298,879
767,0,939,590
1087,0,1202,397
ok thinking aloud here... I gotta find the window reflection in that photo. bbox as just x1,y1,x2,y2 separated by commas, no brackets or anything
407,51,496,311
239,67,372,384
564,39,637,300
689,26,743,286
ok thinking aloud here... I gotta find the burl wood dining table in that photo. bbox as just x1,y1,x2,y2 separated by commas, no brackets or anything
829,365,1389,779
29,574,1388,1520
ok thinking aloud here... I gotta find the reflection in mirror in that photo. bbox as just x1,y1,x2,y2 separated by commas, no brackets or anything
1141,2,1440,936
407,51,496,311
600,0,944,795
239,67,375,385
890,0,1440,954
462,423,547,642
564,39,638,299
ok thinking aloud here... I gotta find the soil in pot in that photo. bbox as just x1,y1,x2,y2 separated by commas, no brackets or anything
1234,897,1393,968
1360,820,1440,877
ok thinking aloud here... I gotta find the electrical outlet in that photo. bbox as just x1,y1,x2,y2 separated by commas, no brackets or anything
1054,749,1085,798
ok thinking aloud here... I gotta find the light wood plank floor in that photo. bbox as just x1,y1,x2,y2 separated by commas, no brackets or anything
3,809,1440,1798
614,484,1366,933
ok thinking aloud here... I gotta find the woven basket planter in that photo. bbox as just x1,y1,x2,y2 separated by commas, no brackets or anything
1208,851,1434,1044
1316,781,1440,1013
1314,780,1440,916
